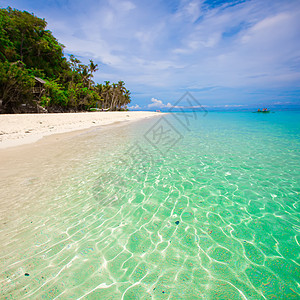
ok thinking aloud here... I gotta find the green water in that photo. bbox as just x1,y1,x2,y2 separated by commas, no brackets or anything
0,111,300,299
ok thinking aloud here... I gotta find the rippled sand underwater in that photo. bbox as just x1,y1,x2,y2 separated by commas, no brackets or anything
0,111,300,299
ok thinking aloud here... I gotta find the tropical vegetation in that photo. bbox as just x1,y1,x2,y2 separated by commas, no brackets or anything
0,7,131,113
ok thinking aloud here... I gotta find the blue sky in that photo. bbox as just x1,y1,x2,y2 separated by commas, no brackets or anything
2,0,300,110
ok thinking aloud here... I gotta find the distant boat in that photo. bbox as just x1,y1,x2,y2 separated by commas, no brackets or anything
253,110,271,113
253,108,271,113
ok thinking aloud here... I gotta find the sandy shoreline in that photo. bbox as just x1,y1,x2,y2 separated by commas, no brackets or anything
0,111,162,149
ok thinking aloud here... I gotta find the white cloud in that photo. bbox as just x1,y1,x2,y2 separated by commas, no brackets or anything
183,0,202,22
128,104,141,109
224,104,246,107
119,1,136,12
273,101,291,105
148,98,173,108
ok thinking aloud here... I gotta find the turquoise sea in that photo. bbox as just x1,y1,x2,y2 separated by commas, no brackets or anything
0,111,300,299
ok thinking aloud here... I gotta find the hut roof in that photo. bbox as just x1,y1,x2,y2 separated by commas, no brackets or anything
34,77,46,84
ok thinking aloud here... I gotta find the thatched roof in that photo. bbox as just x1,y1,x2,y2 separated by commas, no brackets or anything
34,77,46,84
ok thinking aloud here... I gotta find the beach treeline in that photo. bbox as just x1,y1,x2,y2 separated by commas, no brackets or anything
0,7,131,113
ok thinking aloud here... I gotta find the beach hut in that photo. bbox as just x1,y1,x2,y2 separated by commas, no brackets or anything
32,77,47,113
33,77,46,97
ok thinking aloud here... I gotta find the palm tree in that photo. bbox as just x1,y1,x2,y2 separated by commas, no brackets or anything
93,80,131,110
88,60,98,89
103,81,111,109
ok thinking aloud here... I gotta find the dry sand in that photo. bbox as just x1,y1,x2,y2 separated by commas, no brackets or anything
0,111,162,149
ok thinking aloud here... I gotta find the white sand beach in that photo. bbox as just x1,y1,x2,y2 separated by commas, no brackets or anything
0,111,161,149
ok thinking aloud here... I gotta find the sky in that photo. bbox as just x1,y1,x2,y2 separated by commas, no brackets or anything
2,0,300,110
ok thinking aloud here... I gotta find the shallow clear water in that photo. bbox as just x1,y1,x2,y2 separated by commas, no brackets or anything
0,111,300,299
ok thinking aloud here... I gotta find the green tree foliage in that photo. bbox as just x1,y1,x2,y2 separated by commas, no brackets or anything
0,7,131,113
40,79,69,109
0,60,35,113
